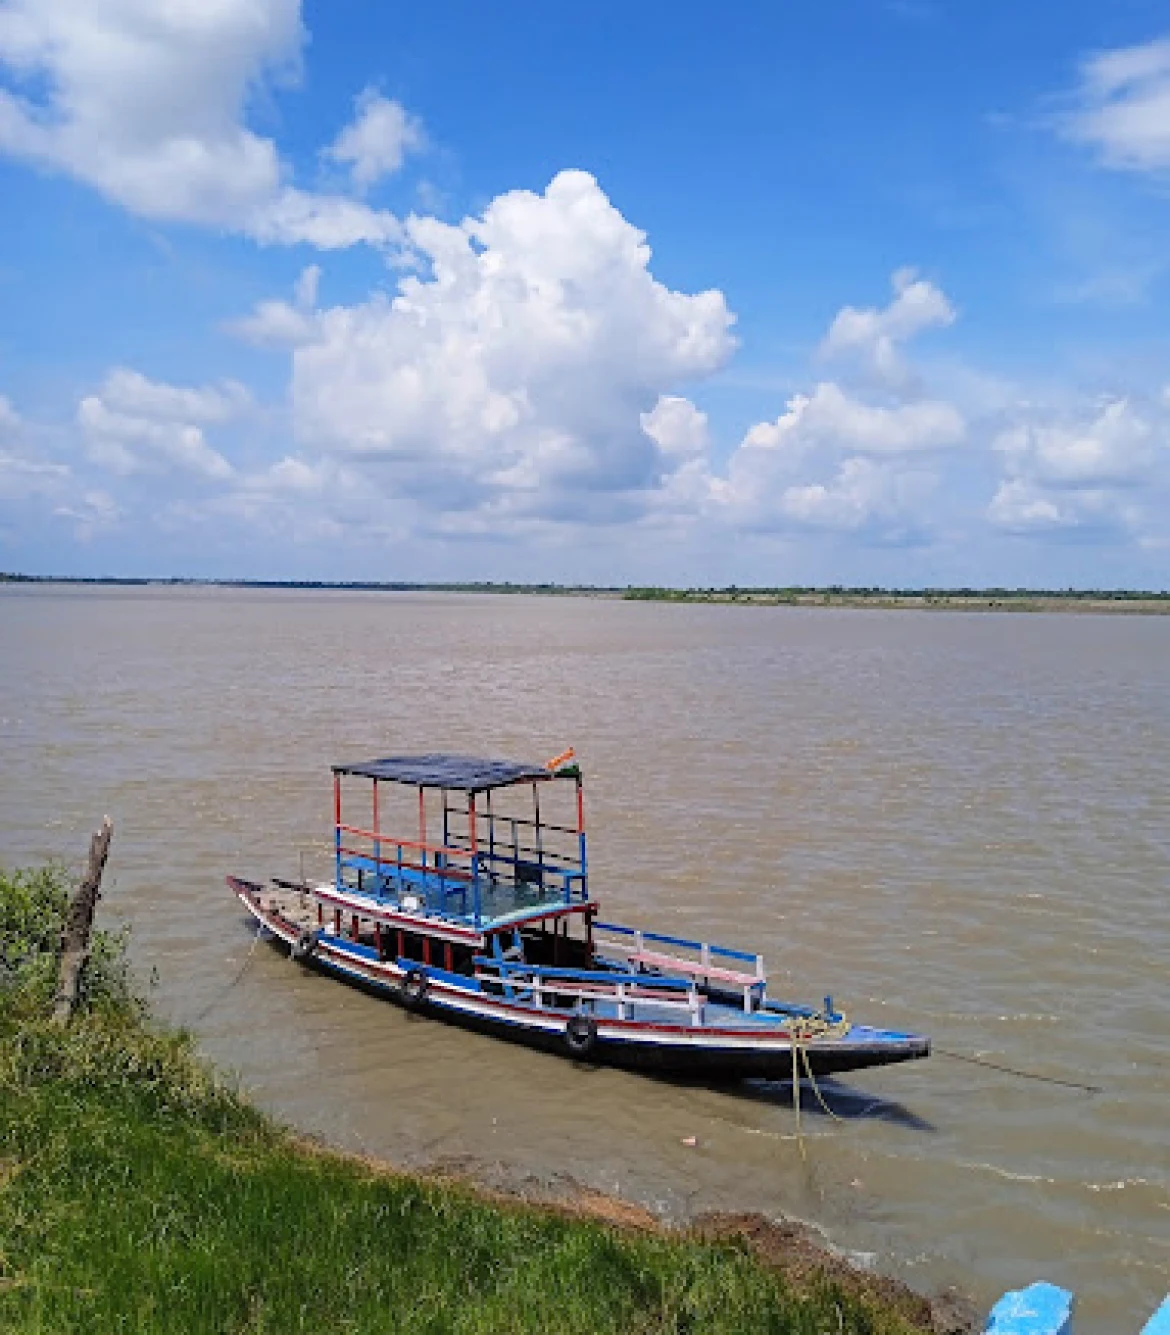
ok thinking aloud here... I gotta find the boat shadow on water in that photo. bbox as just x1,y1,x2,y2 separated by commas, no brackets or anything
555,1059,936,1132
738,1076,935,1131
619,1070,935,1131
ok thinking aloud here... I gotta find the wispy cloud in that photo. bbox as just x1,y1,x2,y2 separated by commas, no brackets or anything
1058,35,1170,174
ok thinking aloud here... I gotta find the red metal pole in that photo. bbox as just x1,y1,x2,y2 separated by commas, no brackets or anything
333,773,342,890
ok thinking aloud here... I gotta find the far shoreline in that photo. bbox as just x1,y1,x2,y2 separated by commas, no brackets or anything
3,572,1169,615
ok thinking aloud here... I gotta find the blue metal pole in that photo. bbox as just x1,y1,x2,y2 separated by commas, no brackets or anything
576,775,587,901
470,793,480,925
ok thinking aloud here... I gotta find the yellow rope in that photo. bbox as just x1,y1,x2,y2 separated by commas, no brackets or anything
798,1039,843,1121
787,1008,850,1143
791,1037,806,1158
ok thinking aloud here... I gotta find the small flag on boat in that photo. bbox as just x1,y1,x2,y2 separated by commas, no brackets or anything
545,747,576,772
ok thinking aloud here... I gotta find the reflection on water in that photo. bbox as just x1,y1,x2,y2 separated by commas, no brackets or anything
1,586,1167,1332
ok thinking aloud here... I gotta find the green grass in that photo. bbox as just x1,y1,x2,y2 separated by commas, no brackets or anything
0,865,928,1335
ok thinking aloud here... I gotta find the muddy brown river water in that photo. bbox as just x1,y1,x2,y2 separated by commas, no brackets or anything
1,586,1166,1330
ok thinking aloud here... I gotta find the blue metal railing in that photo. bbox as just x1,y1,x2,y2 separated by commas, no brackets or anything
593,921,759,965
339,848,590,926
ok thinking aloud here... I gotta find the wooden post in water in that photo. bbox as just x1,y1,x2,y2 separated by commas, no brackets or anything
52,816,114,1026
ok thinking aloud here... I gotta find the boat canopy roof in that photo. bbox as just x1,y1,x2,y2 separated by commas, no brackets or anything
332,752,576,792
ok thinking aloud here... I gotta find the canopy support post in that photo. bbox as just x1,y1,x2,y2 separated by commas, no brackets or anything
486,789,494,866
576,774,587,901
372,778,380,890
333,773,342,891
533,782,543,883
469,793,480,925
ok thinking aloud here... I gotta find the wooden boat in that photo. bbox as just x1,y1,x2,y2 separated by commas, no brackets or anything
228,751,929,1079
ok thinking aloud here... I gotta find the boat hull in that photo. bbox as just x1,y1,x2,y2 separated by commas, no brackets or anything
229,877,929,1080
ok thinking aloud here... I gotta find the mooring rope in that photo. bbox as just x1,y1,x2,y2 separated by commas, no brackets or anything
783,1009,1098,1166
933,1047,1101,1093
799,1040,843,1120
790,1035,806,1158
191,922,266,1024
787,1009,850,1153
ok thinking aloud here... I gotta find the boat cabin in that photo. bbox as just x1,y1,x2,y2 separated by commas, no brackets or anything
327,750,596,975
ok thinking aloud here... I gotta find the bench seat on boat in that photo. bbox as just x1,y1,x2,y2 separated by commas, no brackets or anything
627,947,765,990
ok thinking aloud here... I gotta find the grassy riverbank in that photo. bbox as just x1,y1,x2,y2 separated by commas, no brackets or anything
1,864,941,1335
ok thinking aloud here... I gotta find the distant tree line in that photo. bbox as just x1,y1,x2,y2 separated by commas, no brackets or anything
2,573,1167,599
620,585,1169,601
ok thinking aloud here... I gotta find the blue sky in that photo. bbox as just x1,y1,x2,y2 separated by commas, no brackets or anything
1,0,1168,586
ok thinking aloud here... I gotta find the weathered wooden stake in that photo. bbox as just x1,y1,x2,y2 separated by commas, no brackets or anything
52,816,114,1026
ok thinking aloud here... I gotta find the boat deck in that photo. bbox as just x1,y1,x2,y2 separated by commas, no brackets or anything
247,884,892,1038
341,852,584,928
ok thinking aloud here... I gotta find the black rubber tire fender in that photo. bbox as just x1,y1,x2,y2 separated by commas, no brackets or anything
401,967,429,1010
564,1013,598,1058
291,928,319,961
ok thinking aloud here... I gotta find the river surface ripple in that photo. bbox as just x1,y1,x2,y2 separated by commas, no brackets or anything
1,586,1167,1331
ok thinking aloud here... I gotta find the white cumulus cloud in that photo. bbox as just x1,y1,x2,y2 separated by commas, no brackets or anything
324,89,425,191
0,0,404,247
993,398,1155,488
290,170,736,521
97,368,251,425
989,397,1168,537
779,457,932,533
741,382,964,457
714,270,964,541
228,265,322,348
78,370,249,480
820,267,955,389
640,395,710,460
